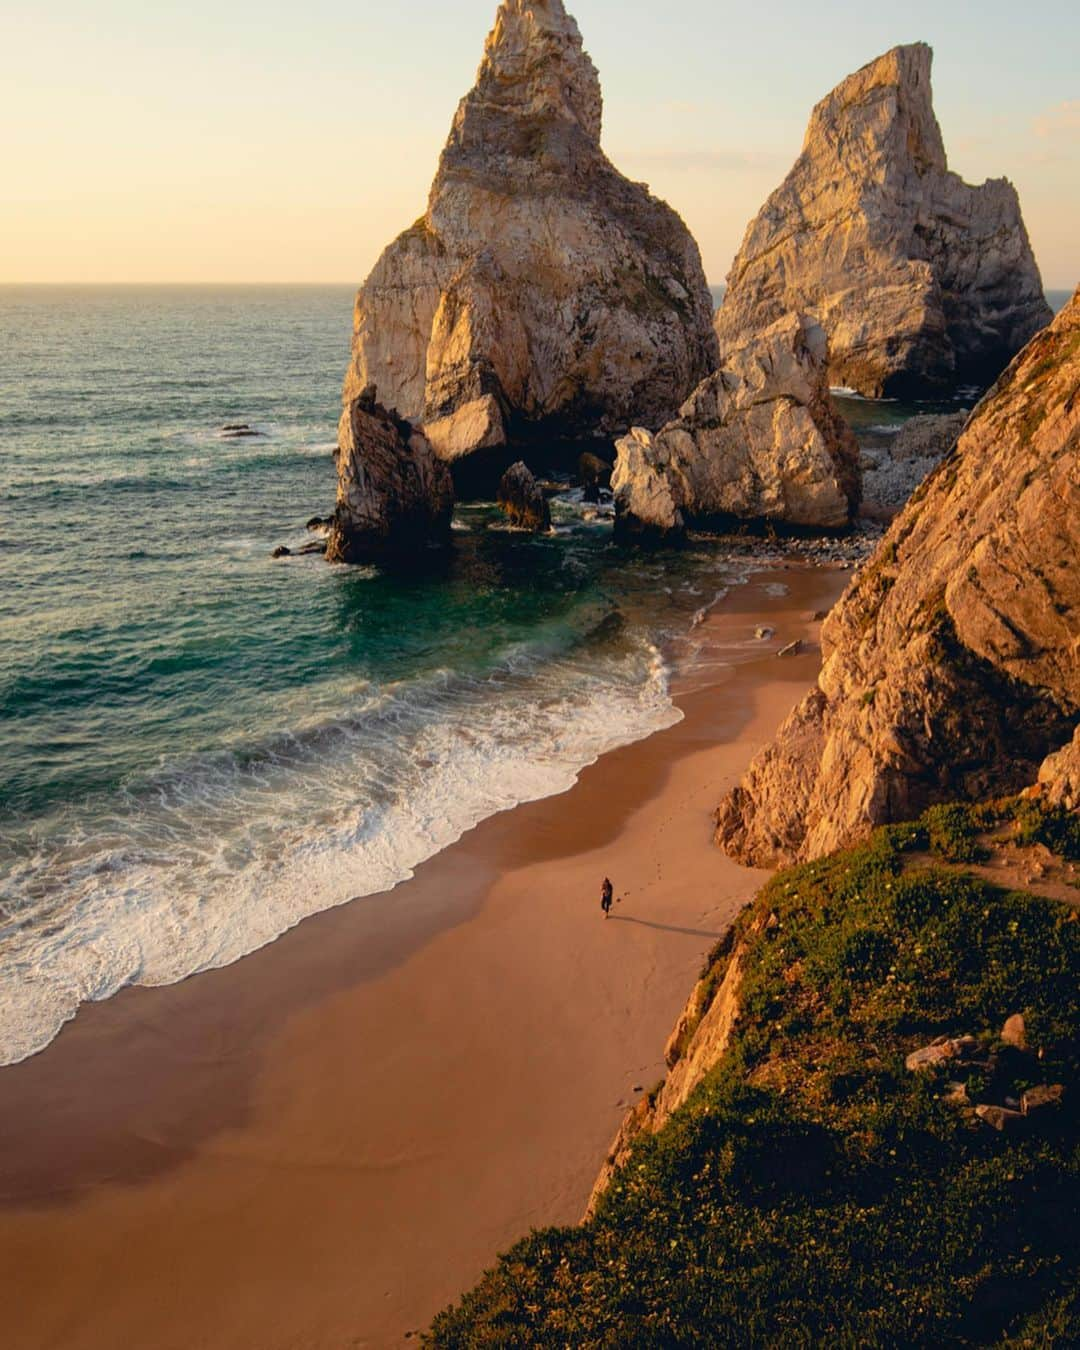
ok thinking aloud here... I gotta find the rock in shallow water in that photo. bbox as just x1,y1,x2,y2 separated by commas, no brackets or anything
611,313,860,539
497,462,551,532
341,0,717,479
715,43,1052,398
326,387,454,565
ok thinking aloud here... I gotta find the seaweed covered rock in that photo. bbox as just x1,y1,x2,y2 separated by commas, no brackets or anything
715,289,1080,865
326,388,454,564
716,44,1051,398
497,461,551,532
342,0,717,483
611,313,860,539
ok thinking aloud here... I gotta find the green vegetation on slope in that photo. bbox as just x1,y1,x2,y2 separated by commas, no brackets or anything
429,805,1080,1346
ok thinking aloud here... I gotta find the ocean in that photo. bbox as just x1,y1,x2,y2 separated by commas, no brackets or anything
0,284,1071,1066
0,285,752,1066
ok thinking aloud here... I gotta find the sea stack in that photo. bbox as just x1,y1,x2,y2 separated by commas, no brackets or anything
611,313,860,539
342,0,717,487
326,388,454,564
715,288,1080,866
716,44,1052,398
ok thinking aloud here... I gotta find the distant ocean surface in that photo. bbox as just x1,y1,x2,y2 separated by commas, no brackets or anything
0,284,1071,1065
0,285,754,1065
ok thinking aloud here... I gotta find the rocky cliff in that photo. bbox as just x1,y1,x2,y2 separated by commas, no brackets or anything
326,388,454,564
715,44,1052,398
716,287,1080,866
342,0,717,483
611,313,860,538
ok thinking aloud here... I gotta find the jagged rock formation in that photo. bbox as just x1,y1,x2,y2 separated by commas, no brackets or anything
611,313,860,539
1038,729,1080,812
860,410,968,520
716,44,1052,398
497,461,551,532
326,388,454,564
342,0,717,484
716,288,1080,866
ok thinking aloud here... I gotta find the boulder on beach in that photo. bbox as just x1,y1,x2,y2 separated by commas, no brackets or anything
715,44,1052,398
341,0,717,485
326,387,454,564
860,411,968,520
497,462,551,532
715,288,1080,866
611,313,860,540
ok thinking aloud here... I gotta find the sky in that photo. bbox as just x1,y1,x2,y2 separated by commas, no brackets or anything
1,0,1077,288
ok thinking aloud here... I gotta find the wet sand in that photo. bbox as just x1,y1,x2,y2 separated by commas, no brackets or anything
0,565,847,1349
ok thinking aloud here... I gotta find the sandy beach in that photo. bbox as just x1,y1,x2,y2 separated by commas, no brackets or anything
0,564,848,1350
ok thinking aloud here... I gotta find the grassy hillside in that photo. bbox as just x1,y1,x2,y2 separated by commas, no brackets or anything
428,802,1079,1346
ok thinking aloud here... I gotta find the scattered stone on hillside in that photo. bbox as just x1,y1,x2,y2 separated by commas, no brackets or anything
716,44,1052,398
1022,1084,1064,1115
777,641,804,658
905,1035,979,1072
975,1104,1026,1132
497,462,551,532
755,627,775,641
612,313,860,540
326,387,454,564
1001,1014,1028,1051
716,288,1080,867
341,0,717,482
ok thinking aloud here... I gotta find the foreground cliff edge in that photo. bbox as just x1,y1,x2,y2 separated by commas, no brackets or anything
342,0,717,483
717,287,1080,867
716,44,1051,398
429,802,1079,1343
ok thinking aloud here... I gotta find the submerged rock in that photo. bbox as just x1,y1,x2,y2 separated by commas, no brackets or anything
342,0,717,482
611,313,860,539
326,387,454,564
497,462,551,532
716,287,1080,866
716,44,1052,398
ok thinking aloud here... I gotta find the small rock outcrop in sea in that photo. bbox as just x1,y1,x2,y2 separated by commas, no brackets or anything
611,313,860,539
326,387,454,564
715,44,1052,398
860,410,968,520
342,0,717,484
715,288,1080,866
497,461,551,532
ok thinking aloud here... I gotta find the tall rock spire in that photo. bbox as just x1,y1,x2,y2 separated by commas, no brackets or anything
716,44,1052,398
341,1,717,486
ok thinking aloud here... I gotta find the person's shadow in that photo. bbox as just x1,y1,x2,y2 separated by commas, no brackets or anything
610,915,723,940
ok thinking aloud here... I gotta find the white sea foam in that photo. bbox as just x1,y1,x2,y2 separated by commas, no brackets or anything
0,641,681,1066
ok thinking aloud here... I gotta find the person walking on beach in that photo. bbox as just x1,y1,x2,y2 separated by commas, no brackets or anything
601,877,614,919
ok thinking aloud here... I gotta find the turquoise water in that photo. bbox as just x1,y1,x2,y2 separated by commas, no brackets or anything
1,284,1069,1065
0,285,747,1065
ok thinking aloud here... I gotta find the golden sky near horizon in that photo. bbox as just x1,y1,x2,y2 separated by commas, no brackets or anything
2,1,1077,289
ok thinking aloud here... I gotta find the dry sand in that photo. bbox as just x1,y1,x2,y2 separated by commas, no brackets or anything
0,566,847,1349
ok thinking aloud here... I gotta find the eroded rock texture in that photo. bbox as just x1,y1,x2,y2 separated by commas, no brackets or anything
342,0,717,482
326,388,454,564
716,289,1080,865
715,44,1052,398
611,313,860,539
497,461,551,532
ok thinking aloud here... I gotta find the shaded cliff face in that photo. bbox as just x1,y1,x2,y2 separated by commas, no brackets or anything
716,44,1052,398
717,288,1080,867
611,313,860,538
344,0,717,477
326,390,454,564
